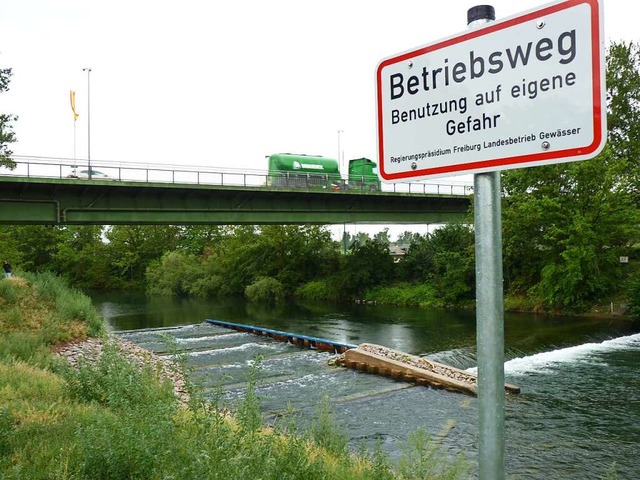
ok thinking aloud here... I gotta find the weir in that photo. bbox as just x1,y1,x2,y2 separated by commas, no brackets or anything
206,319,520,396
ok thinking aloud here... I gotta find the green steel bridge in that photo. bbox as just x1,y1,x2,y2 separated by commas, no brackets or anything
0,156,471,225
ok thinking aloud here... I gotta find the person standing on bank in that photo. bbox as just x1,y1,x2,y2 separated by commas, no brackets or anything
3,260,12,278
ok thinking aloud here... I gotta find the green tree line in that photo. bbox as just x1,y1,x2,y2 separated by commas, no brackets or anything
0,223,476,305
3,42,640,315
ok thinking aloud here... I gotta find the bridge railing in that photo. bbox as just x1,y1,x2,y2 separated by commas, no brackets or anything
2,155,473,196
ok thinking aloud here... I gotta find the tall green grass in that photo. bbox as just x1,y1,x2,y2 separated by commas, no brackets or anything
0,279,19,303
23,271,105,338
0,331,51,366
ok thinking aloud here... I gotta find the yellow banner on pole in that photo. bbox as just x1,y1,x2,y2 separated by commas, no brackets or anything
70,90,79,121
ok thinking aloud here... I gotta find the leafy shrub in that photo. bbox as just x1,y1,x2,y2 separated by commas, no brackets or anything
146,251,202,296
244,276,285,304
295,279,339,301
503,294,540,312
187,274,226,297
75,408,180,480
366,283,438,307
626,274,640,318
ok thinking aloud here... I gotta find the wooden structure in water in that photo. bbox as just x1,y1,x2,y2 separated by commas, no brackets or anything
335,343,520,397
205,319,357,354
205,320,520,396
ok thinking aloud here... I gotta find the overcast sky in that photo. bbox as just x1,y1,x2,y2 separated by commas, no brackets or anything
1,0,634,238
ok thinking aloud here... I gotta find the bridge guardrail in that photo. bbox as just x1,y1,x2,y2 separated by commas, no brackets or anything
1,155,473,196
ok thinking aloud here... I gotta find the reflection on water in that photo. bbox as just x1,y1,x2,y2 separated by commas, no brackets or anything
93,291,640,479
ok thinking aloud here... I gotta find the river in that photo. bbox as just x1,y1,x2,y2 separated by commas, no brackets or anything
90,291,640,479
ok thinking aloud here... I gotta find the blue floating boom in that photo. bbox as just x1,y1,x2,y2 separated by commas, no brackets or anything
205,319,357,353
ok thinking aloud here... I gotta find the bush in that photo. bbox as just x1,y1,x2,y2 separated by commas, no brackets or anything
503,293,540,312
295,279,340,301
244,276,285,304
366,283,439,307
187,274,226,297
626,274,640,318
145,251,201,296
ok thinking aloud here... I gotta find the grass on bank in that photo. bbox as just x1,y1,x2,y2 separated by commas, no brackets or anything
0,272,470,480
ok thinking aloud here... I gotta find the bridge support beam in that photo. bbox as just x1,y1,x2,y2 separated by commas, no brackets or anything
0,177,470,225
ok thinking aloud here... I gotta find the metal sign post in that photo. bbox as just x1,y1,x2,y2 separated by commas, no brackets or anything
469,7,505,479
474,169,504,479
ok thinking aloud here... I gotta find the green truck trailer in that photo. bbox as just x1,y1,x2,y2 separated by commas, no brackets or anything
267,153,380,191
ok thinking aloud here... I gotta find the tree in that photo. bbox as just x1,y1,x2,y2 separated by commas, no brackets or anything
53,226,112,289
373,228,391,246
339,229,353,253
105,225,181,285
499,40,640,312
0,62,17,169
176,225,226,256
213,225,338,296
605,41,640,190
335,237,396,298
0,226,22,269
401,223,475,305
146,250,203,296
502,146,639,311
351,231,371,247
207,225,261,295
260,225,338,289
395,230,421,246
6,226,66,272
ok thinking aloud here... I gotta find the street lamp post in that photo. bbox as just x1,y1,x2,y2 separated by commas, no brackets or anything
82,67,92,179
337,129,344,176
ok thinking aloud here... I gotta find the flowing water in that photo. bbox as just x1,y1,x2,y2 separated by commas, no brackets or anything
90,291,640,479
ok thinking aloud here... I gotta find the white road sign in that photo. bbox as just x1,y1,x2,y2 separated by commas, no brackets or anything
376,0,605,181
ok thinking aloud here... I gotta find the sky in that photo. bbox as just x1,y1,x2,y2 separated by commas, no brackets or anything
1,0,636,238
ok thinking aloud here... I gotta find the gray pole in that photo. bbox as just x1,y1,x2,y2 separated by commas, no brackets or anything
337,129,344,176
468,5,505,480
83,67,92,179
